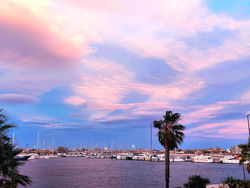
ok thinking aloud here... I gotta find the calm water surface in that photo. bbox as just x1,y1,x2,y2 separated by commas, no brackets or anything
19,158,250,188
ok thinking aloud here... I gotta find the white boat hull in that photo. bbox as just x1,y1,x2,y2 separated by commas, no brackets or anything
193,159,213,163
222,159,239,164
193,155,213,163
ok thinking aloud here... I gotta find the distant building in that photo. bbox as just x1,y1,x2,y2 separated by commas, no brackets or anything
175,149,185,154
230,145,241,154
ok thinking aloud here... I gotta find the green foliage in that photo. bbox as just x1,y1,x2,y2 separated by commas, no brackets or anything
222,177,250,188
184,175,210,188
238,139,250,173
0,109,31,188
153,111,185,150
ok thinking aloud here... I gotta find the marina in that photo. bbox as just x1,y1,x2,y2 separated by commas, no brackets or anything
17,151,249,165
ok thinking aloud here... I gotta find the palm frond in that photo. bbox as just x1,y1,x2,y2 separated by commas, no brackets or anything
153,110,185,149
153,120,163,129
0,109,32,187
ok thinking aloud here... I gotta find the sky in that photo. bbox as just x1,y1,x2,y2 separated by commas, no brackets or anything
0,0,250,150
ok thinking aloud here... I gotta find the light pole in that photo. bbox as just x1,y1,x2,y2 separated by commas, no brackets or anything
150,122,153,162
242,113,250,181
151,122,152,154
247,114,250,137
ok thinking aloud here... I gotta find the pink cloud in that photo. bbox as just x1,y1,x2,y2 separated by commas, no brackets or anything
183,101,239,124
217,101,239,105
85,102,181,122
65,58,203,121
0,1,86,68
39,0,250,74
2,0,248,74
61,0,250,72
186,119,249,139
0,1,85,96
64,96,86,106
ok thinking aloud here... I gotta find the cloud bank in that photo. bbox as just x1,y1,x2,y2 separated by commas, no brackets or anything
1,0,250,148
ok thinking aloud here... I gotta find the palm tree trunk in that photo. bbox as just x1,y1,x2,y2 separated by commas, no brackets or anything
165,146,170,188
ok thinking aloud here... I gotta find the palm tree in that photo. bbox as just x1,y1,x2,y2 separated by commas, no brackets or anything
238,138,250,173
0,109,31,187
153,110,185,188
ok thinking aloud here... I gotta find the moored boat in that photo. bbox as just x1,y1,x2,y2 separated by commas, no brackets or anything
132,155,138,160
116,155,122,160
192,155,213,163
15,154,30,161
137,153,146,161
171,156,185,162
151,155,159,162
158,154,165,162
219,156,248,164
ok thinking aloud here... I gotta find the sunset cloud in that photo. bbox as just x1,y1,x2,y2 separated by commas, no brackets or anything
0,1,85,67
187,119,249,139
183,101,239,124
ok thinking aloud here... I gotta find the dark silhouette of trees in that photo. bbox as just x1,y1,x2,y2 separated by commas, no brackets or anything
0,109,31,187
223,177,250,188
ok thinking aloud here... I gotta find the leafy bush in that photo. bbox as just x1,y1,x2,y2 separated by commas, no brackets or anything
184,175,210,188
222,177,250,188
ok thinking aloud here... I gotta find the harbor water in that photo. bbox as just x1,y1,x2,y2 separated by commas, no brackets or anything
20,158,250,188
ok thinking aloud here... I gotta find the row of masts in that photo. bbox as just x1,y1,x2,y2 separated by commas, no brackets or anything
11,123,154,151
36,132,55,150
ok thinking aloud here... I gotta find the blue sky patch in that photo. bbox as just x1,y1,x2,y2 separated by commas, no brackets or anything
205,0,250,20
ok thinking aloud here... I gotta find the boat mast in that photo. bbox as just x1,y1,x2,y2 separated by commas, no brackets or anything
36,132,40,152
150,122,152,154
111,141,113,155
52,136,54,150
12,132,15,146
43,139,45,150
